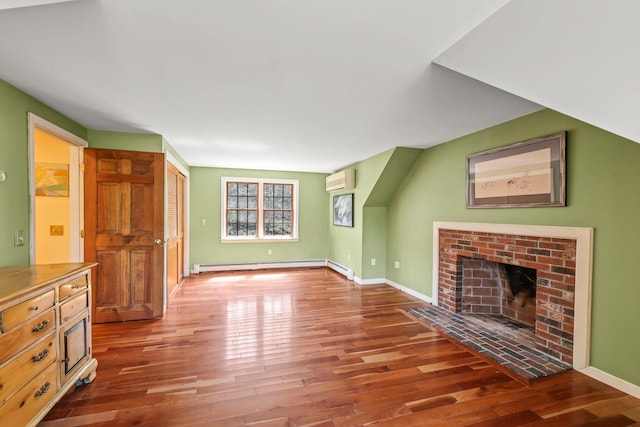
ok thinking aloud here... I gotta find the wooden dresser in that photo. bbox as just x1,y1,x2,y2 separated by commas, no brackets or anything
0,263,98,427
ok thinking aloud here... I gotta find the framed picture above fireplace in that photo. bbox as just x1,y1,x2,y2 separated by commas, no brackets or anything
466,132,566,208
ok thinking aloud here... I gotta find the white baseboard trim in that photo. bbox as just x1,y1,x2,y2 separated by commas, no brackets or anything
193,260,326,274
579,366,640,399
354,277,386,285
385,279,434,305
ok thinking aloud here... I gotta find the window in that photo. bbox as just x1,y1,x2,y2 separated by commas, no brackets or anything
222,177,299,241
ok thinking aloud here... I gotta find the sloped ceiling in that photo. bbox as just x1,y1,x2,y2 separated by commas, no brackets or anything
0,1,546,173
435,0,640,145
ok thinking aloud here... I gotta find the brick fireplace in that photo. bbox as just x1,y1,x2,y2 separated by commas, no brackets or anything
432,222,593,368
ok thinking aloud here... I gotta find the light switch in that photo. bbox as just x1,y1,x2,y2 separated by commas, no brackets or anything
50,225,64,236
14,230,24,246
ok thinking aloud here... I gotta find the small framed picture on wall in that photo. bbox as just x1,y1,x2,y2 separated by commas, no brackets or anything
333,193,353,227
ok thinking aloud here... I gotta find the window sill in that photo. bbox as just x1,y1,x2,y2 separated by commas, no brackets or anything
220,238,299,244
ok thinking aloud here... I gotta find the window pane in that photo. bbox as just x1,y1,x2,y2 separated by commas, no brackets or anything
225,179,296,239
227,210,238,236
238,222,247,236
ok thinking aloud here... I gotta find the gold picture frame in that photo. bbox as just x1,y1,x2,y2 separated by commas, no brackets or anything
466,132,566,208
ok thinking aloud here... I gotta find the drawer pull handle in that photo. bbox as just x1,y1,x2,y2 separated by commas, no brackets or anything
34,382,51,398
29,306,39,311
71,284,83,289
32,319,49,333
32,349,50,363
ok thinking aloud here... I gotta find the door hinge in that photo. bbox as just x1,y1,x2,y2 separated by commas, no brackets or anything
80,229,85,238
80,162,85,172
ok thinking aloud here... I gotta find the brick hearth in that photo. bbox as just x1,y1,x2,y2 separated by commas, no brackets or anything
438,228,577,365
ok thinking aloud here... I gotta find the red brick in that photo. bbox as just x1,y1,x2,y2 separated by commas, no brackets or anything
537,256,564,266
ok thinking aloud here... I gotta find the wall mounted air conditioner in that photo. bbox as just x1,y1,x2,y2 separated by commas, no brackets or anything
326,168,355,192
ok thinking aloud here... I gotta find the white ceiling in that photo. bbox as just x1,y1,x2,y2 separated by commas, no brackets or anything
0,1,562,172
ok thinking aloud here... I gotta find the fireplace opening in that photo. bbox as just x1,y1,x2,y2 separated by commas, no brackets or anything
461,258,537,328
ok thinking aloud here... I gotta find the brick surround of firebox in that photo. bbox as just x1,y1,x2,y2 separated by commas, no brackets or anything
438,228,577,365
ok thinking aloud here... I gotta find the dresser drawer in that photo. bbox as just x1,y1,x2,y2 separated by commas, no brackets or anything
0,310,55,365
0,332,56,406
1,290,55,332
60,292,88,324
59,274,89,301
0,362,57,427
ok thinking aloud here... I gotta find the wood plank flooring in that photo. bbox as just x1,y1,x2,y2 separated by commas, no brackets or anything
41,268,640,426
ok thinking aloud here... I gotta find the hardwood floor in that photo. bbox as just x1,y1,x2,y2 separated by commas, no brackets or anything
41,268,640,426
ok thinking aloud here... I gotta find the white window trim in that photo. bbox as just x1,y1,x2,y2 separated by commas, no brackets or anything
221,176,299,243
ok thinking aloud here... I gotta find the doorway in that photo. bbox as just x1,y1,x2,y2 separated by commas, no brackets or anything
28,113,87,264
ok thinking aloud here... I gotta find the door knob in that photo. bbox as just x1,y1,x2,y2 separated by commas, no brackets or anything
155,239,163,245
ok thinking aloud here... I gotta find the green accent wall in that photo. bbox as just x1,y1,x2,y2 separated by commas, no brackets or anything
88,129,163,152
189,167,329,267
0,79,87,267
386,109,640,386
328,149,394,278
328,147,421,280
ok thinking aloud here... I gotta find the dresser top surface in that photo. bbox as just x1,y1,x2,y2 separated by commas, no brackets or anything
0,263,96,302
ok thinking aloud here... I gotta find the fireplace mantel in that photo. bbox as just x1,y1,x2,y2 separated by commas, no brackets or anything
432,221,593,369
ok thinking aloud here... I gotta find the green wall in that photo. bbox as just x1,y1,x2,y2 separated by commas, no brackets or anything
189,167,329,267
328,147,421,280
362,207,387,279
88,129,163,152
0,79,87,267
386,109,640,386
328,149,394,278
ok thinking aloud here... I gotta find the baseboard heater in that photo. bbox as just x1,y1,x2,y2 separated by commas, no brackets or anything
193,260,326,274
327,259,354,280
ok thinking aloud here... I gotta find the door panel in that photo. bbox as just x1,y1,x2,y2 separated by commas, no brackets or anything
166,163,185,298
85,148,164,323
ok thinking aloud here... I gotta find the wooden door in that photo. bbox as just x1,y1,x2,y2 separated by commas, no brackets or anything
84,148,165,323
166,162,185,298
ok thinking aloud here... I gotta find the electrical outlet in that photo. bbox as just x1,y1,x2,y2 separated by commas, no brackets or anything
348,254,351,261
14,230,25,247
371,258,376,266
268,249,272,255
201,219,207,225
394,261,400,269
